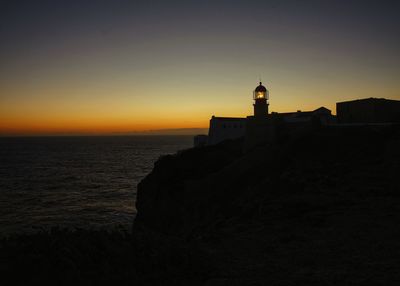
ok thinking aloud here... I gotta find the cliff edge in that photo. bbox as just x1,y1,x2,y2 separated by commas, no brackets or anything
134,125,400,285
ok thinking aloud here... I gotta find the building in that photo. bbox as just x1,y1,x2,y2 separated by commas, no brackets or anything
205,82,269,146
253,82,269,118
194,82,334,148
207,116,246,145
337,98,400,124
273,107,334,125
244,82,275,149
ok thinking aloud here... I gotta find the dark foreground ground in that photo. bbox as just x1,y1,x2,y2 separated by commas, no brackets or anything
1,125,400,285
0,227,210,286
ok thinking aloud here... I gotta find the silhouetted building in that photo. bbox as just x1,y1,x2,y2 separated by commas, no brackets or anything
244,83,334,150
194,82,334,148
253,82,269,118
206,82,270,146
245,82,275,149
337,98,400,124
207,116,246,145
273,107,334,125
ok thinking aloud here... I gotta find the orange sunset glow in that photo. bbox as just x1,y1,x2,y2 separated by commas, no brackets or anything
1,0,399,136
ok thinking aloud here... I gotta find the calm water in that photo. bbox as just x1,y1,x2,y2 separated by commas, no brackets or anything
0,136,193,235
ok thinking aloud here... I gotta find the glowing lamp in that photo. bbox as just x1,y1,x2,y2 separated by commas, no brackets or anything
253,82,269,100
253,82,269,117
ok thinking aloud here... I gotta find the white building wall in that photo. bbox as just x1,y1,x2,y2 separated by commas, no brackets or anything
207,116,246,145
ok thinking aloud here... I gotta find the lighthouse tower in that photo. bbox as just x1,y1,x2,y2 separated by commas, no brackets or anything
253,82,269,118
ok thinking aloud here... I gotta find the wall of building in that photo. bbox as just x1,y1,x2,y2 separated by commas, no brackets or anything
274,107,335,125
206,107,333,148
337,98,400,124
207,116,246,145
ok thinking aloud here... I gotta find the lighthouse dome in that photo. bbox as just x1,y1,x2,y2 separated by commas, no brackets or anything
255,82,267,92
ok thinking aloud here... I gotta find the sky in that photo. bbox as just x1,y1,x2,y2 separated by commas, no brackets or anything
1,0,399,135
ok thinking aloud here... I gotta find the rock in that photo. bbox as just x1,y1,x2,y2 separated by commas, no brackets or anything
134,125,400,285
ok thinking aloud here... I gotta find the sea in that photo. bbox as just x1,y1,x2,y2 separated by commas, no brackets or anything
0,135,193,235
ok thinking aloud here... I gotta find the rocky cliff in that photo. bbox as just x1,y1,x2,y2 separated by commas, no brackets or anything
2,126,399,286
134,125,400,285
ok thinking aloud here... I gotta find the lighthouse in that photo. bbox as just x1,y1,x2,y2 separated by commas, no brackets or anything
253,82,269,118
198,81,334,149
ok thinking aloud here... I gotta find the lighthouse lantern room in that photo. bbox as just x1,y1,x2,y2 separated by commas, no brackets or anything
253,82,269,117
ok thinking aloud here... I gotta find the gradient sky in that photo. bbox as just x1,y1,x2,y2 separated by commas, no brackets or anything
1,0,399,135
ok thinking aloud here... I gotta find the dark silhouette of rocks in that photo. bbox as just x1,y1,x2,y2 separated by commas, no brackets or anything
1,125,399,285
134,124,400,285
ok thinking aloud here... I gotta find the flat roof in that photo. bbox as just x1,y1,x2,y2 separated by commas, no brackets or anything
211,116,246,121
337,97,400,104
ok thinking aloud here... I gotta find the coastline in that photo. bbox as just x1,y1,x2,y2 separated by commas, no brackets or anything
2,125,400,285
